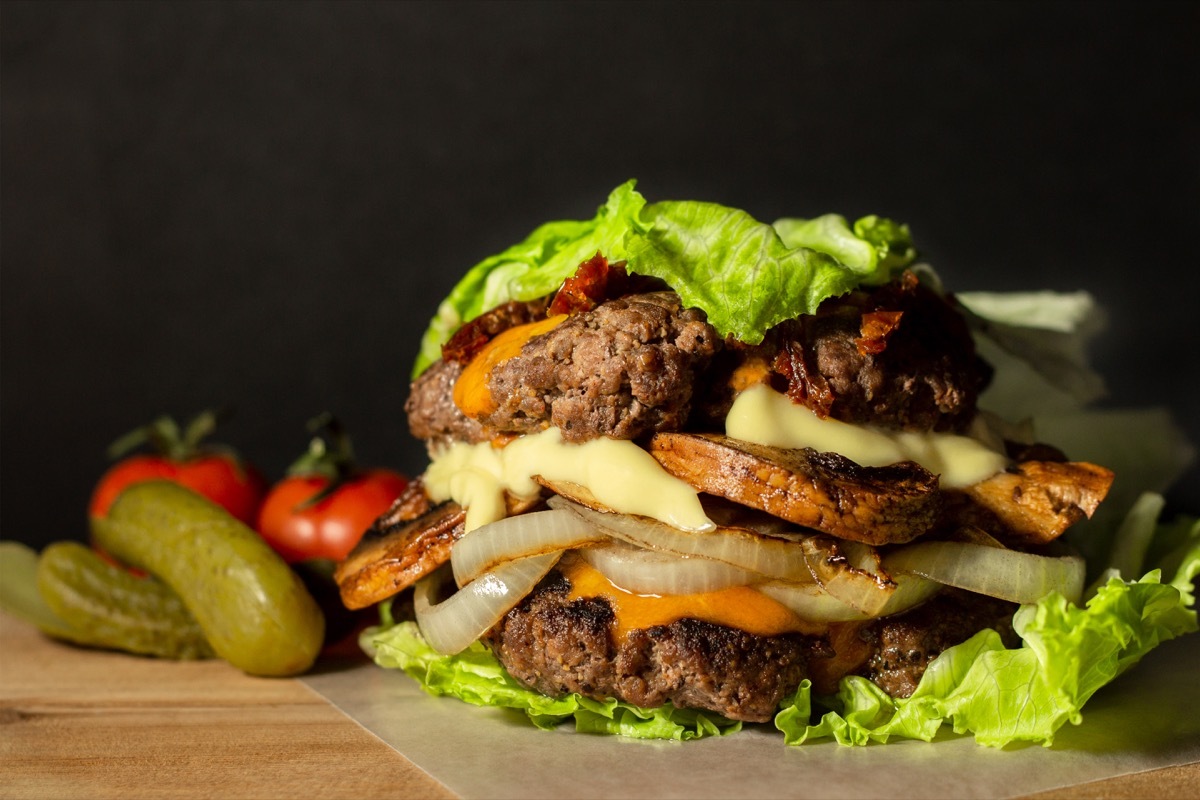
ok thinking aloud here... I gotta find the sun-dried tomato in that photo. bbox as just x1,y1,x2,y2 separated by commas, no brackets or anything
548,252,632,316
856,310,905,356
441,298,550,365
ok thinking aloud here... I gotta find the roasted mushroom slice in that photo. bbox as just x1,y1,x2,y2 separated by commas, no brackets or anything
335,500,467,610
947,460,1114,546
648,433,940,545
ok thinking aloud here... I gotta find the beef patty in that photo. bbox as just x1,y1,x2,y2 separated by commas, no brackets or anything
479,291,721,442
406,274,989,448
766,272,991,432
484,570,820,722
484,570,1018,723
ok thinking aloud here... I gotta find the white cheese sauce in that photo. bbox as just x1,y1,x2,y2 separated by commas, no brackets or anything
725,383,1008,489
426,384,1008,532
424,427,715,532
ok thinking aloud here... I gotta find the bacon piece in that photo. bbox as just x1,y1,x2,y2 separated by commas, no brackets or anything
771,326,836,418
647,432,941,545
856,310,904,356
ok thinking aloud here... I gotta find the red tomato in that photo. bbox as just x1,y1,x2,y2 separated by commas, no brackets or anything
88,411,266,527
256,469,408,563
89,453,266,525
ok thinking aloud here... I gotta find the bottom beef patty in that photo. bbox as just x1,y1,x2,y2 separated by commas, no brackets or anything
484,572,1018,723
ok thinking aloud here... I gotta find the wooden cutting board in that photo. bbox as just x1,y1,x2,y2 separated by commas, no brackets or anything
2,607,1196,799
0,610,452,799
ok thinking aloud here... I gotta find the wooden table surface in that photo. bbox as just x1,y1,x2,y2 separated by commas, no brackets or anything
2,608,1196,800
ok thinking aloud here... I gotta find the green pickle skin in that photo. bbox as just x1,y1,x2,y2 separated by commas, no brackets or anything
37,541,216,659
91,481,325,676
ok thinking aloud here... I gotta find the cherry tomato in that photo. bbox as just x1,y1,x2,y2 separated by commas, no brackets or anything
90,454,265,525
88,411,266,526
257,469,408,563
255,414,408,563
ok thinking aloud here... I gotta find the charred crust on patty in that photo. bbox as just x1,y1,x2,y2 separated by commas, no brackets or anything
485,570,821,722
477,291,722,442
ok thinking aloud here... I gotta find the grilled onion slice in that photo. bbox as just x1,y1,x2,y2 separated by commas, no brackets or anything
450,509,606,587
800,536,899,616
414,551,562,655
548,495,813,583
883,540,1085,605
756,573,940,621
578,539,765,595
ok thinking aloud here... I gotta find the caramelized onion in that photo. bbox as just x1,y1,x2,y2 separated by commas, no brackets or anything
800,536,898,616
756,581,870,622
414,552,562,655
450,509,606,587
548,496,813,583
883,540,1085,605
578,540,765,595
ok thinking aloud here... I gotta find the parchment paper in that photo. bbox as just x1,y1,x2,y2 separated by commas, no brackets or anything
301,632,1200,799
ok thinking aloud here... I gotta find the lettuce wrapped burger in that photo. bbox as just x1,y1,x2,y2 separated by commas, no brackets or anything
335,181,1199,746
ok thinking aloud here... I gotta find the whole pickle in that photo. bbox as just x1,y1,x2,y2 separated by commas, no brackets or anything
1,540,94,643
92,481,324,676
36,541,215,660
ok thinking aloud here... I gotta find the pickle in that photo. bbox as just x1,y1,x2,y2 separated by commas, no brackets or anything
0,540,90,643
91,481,325,676
36,541,216,660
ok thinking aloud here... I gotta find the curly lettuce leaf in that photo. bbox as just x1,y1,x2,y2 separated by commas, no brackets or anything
958,290,1108,416
776,522,1199,748
957,289,1195,566
620,203,914,345
411,180,650,377
363,618,742,741
773,213,916,278
414,183,915,372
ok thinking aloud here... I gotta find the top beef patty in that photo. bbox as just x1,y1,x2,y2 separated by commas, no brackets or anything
406,275,989,447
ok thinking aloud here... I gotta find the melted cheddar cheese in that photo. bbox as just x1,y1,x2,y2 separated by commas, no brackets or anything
452,314,568,418
559,555,818,641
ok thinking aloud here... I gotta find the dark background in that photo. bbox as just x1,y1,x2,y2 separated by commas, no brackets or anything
3,1,1198,550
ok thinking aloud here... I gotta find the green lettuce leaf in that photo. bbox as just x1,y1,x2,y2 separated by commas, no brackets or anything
775,531,1199,748
625,204,913,345
956,289,1195,566
363,617,742,741
773,213,916,278
413,182,915,372
411,180,650,377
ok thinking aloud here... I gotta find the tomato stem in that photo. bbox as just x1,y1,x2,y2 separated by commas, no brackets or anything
286,413,358,507
106,409,232,462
